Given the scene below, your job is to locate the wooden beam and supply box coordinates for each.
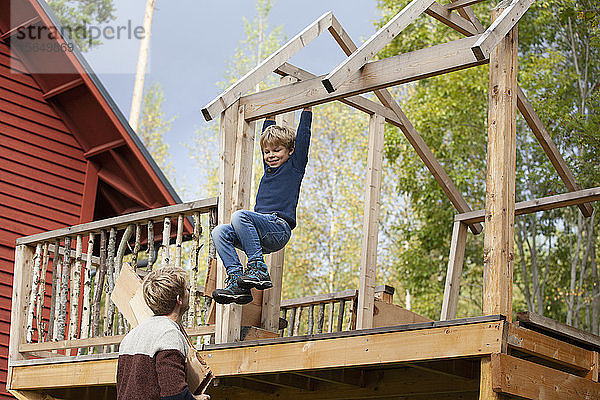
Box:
[199,321,504,376]
[447,0,488,11]
[16,197,217,245]
[471,0,534,60]
[440,221,468,320]
[242,34,487,121]
[425,2,479,36]
[516,311,600,350]
[517,87,594,217]
[274,62,483,234]
[83,139,126,159]
[507,324,595,373]
[216,102,242,344]
[455,186,600,224]
[450,0,485,33]
[80,161,99,223]
[10,359,117,390]
[41,78,84,100]
[97,168,152,209]
[201,11,334,121]
[321,0,435,93]
[357,114,385,329]
[109,149,154,206]
[490,353,600,398]
[0,17,41,40]
[7,245,33,389]
[482,5,518,320]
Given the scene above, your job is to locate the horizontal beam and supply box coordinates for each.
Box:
[242,35,487,121]
[322,0,435,93]
[507,324,594,373]
[199,321,504,376]
[517,86,594,217]
[201,11,333,121]
[471,0,534,60]
[281,289,358,308]
[10,359,117,389]
[491,353,600,398]
[16,197,217,245]
[455,186,600,224]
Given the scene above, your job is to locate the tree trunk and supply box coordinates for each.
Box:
[92,230,107,338]
[80,233,95,344]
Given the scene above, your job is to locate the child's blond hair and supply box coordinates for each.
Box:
[142,266,188,316]
[260,125,295,150]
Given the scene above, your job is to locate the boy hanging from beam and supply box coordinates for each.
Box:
[211,106,313,304]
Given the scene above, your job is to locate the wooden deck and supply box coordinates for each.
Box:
[8,315,600,399]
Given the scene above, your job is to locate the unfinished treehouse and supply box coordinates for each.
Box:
[7,0,600,399]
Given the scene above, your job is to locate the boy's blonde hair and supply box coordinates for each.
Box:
[260,125,295,150]
[142,266,188,316]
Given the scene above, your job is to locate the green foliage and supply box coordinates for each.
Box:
[376,0,600,327]
[139,82,177,182]
[47,0,115,52]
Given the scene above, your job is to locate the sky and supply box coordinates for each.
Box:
[83,0,382,200]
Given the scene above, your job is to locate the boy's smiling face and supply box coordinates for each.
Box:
[262,144,294,168]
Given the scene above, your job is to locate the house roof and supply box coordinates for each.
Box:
[0,0,182,220]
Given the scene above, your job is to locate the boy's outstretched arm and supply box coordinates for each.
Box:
[294,108,312,171]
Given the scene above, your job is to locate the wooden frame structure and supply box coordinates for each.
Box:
[7,1,600,399]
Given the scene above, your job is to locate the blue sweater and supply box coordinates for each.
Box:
[254,110,312,230]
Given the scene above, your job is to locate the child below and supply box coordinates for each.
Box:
[212,107,313,304]
[117,266,209,400]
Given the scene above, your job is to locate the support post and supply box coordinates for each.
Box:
[440,221,468,320]
[356,114,385,329]
[480,3,517,399]
[261,80,295,332]
[482,2,518,321]
[215,102,242,343]
[8,245,34,390]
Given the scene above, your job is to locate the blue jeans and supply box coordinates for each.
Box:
[211,210,292,275]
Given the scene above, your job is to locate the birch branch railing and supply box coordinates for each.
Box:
[10,197,218,360]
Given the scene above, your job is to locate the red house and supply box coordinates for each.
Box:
[0,0,182,397]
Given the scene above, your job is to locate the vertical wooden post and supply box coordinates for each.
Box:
[440,221,468,320]
[216,101,242,344]
[261,77,296,332]
[480,3,517,400]
[482,2,518,321]
[356,113,385,329]
[7,245,35,390]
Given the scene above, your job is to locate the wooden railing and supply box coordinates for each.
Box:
[10,197,218,361]
[279,285,395,336]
